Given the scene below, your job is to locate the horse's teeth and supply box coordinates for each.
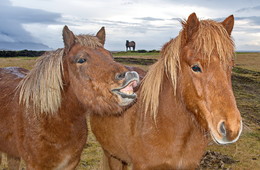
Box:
[123,90,133,95]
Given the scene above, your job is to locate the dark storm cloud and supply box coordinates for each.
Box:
[0,0,62,50]
[0,5,61,24]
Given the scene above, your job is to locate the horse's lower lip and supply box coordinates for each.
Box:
[113,91,137,99]
[210,133,234,145]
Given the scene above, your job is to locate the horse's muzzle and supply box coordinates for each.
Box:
[112,71,140,106]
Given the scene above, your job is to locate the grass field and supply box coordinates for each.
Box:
[0,52,259,169]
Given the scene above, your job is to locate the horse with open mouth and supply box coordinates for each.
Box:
[0,26,139,169]
[90,13,243,169]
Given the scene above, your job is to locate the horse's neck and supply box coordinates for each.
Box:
[137,75,206,143]
[59,86,86,119]
[158,80,191,126]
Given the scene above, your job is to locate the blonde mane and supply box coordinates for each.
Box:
[18,34,102,115]
[140,19,235,121]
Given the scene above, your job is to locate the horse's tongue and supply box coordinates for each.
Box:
[120,82,134,93]
[132,80,138,88]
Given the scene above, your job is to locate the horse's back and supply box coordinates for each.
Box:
[0,67,28,79]
[0,67,28,104]
[0,67,28,157]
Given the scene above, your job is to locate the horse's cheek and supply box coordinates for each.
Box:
[192,77,203,98]
[186,76,203,105]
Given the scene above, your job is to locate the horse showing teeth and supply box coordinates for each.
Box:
[0,26,140,169]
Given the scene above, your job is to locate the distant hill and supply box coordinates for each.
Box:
[0,42,52,51]
[0,50,46,57]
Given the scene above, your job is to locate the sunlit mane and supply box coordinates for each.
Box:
[18,34,102,115]
[140,19,235,121]
[140,36,181,121]
[18,49,64,115]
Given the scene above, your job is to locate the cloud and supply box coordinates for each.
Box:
[3,0,260,51]
[235,16,260,25]
[134,17,164,21]
[121,0,137,5]
[236,5,260,13]
[171,18,182,21]
[0,6,61,24]
[0,42,50,51]
[0,0,62,50]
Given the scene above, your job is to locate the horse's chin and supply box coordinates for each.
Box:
[113,91,137,107]
[117,93,137,106]
[210,132,238,145]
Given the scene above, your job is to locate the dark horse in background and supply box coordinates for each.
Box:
[91,13,242,169]
[126,40,136,51]
[0,26,139,169]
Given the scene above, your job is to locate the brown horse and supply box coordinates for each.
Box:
[90,13,243,169]
[0,26,139,169]
[126,40,136,51]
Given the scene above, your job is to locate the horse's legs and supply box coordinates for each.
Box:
[101,149,127,170]
[7,155,20,170]
[63,158,81,170]
[25,156,80,170]
[109,158,127,170]
[133,46,135,51]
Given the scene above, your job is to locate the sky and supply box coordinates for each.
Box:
[0,0,260,51]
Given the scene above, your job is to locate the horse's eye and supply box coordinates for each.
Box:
[76,58,87,64]
[191,65,202,72]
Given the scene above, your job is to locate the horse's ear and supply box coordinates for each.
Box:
[221,15,234,35]
[185,13,200,40]
[63,25,75,54]
[96,27,106,46]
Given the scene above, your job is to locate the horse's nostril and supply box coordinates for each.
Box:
[125,71,139,80]
[219,122,226,137]
[116,72,126,80]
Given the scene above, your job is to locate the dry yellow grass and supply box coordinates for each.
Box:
[235,52,260,72]
[0,57,37,70]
